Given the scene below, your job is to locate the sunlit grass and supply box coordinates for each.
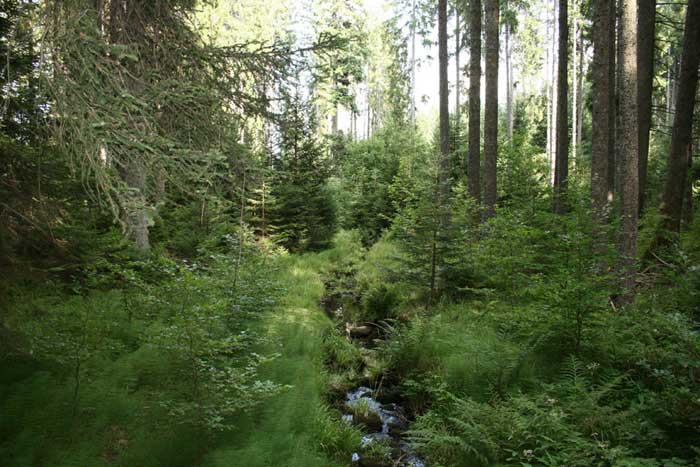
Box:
[0,237,360,467]
[201,247,357,467]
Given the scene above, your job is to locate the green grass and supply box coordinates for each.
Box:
[202,251,357,467]
[0,234,363,466]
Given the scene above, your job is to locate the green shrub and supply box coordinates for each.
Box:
[411,356,696,467]
[362,284,400,321]
[381,305,530,404]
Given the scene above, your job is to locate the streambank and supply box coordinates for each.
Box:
[322,267,425,467]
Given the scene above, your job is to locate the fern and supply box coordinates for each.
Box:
[560,354,589,391]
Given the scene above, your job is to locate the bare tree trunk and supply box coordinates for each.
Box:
[657,1,700,238]
[572,0,579,169]
[438,0,451,225]
[592,0,615,218]
[637,0,656,214]
[666,53,675,128]
[455,5,461,126]
[410,0,417,127]
[607,0,616,198]
[483,0,499,220]
[505,1,513,141]
[549,0,559,187]
[154,163,166,204]
[122,158,150,252]
[332,103,339,135]
[683,149,694,228]
[546,8,552,164]
[366,86,371,139]
[616,0,639,304]
[591,0,615,221]
[553,0,569,214]
[467,0,482,206]
[576,38,583,158]
[350,108,355,141]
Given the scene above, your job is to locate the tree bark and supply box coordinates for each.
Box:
[467,0,482,206]
[410,0,417,127]
[553,0,569,214]
[637,0,656,214]
[438,0,451,222]
[546,8,553,169]
[548,0,558,186]
[483,0,499,220]
[682,149,694,228]
[332,102,339,135]
[591,0,615,218]
[109,0,152,251]
[666,53,676,128]
[576,38,583,158]
[505,1,513,141]
[572,1,579,168]
[616,0,639,303]
[606,0,616,197]
[455,5,461,126]
[657,1,700,237]
[121,158,151,252]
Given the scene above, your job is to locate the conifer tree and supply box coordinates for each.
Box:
[270,90,336,252]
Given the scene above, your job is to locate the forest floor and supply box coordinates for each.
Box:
[201,251,349,467]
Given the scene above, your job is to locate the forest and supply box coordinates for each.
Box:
[1,0,699,466]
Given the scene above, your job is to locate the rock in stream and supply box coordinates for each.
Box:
[343,387,425,467]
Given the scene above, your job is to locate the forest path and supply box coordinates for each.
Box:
[201,252,345,467]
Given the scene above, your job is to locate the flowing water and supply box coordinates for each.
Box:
[342,386,425,467]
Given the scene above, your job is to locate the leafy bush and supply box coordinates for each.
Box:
[361,284,400,321]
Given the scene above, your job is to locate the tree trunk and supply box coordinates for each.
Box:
[553,0,569,214]
[666,53,676,128]
[576,38,583,157]
[122,158,150,252]
[657,1,700,237]
[455,5,461,126]
[483,0,499,220]
[366,85,371,139]
[467,0,482,205]
[616,0,639,304]
[332,102,339,135]
[637,0,656,214]
[154,164,166,204]
[350,108,355,141]
[683,149,694,228]
[546,8,553,168]
[606,0,616,198]
[591,0,615,218]
[109,0,152,251]
[548,0,558,186]
[505,2,513,141]
[438,0,451,223]
[410,0,417,127]
[572,1,579,168]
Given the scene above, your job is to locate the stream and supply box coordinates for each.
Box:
[321,269,425,467]
[342,386,425,467]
